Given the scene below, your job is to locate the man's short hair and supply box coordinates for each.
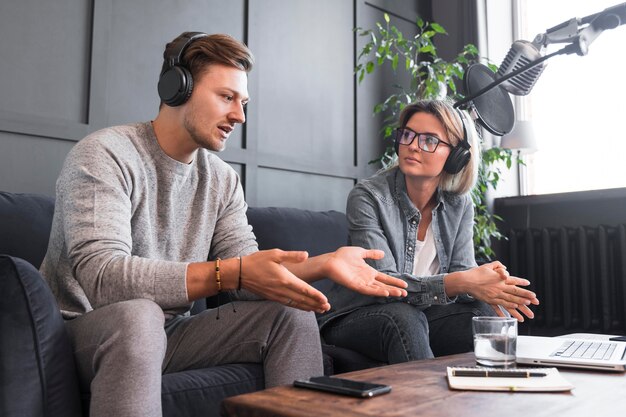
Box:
[161,32,254,82]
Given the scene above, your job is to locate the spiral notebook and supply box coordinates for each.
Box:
[446,367,574,392]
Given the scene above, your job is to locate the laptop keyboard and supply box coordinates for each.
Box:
[550,340,616,360]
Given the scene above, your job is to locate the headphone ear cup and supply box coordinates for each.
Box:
[443,109,472,174]
[158,65,194,106]
[443,146,471,174]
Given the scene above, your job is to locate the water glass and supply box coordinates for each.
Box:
[472,316,517,367]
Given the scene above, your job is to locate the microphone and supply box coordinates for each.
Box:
[455,2,626,136]
[496,40,546,96]
[496,2,626,96]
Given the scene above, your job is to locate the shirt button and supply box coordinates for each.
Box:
[433,296,438,300]
[408,246,413,251]
[411,220,416,224]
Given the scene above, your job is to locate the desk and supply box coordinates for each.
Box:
[221,352,625,417]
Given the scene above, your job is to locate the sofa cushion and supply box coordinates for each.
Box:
[0,192,55,268]
[246,207,349,294]
[0,255,82,417]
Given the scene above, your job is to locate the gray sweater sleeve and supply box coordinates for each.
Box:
[209,173,258,260]
[56,138,190,311]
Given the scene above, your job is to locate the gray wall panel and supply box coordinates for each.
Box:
[0,133,74,196]
[0,0,91,123]
[248,0,354,167]
[256,167,354,212]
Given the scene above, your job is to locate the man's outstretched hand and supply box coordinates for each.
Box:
[241,249,331,313]
[240,247,407,314]
[323,247,408,298]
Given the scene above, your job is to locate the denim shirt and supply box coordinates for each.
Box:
[318,167,477,329]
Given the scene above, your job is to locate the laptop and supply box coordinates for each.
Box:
[516,333,626,371]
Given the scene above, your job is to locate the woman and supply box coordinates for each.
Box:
[319,99,539,364]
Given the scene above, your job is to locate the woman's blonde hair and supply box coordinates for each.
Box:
[396,99,480,194]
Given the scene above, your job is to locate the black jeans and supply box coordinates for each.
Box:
[321,300,495,364]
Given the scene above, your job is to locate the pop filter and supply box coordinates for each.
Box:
[460,63,515,136]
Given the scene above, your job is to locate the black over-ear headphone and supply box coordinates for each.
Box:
[158,32,209,107]
[442,110,471,174]
[394,109,471,175]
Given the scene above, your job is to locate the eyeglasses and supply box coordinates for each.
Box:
[394,128,452,153]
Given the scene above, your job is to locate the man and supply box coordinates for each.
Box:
[39,32,407,417]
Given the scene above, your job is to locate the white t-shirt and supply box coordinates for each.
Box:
[412,224,440,276]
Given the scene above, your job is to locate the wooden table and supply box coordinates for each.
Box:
[221,352,626,417]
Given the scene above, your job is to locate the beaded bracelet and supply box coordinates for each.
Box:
[215,258,222,293]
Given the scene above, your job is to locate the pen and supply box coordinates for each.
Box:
[452,369,547,378]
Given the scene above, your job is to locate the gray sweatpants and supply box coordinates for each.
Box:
[65,298,323,417]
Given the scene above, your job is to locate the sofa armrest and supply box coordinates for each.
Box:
[0,255,82,417]
[0,192,55,268]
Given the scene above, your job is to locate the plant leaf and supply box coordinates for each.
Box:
[431,22,447,34]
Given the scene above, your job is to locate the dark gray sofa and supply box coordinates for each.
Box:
[0,191,381,417]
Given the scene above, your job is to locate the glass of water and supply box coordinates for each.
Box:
[472,316,517,367]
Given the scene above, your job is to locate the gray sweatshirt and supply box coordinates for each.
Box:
[40,122,258,319]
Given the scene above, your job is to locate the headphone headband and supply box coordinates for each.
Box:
[160,32,208,75]
[454,109,471,150]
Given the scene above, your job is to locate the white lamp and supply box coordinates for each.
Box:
[499,121,537,196]
[500,121,537,154]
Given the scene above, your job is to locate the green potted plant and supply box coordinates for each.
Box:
[355,13,513,260]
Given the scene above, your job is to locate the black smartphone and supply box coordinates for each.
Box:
[293,376,391,398]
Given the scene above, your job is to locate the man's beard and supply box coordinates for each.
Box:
[184,115,225,152]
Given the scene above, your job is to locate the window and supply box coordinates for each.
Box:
[517,0,626,194]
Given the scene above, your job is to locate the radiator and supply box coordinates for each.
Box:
[502,224,626,336]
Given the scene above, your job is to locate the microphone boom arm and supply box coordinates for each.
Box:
[534,18,582,49]
[453,45,574,109]
[534,3,626,56]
